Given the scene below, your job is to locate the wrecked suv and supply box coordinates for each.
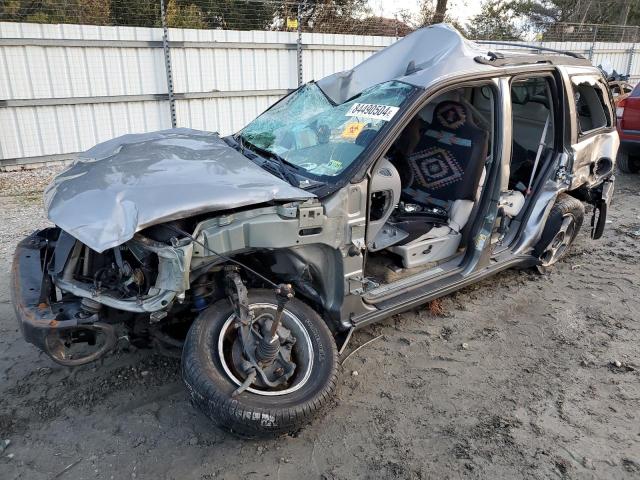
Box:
[12,25,617,437]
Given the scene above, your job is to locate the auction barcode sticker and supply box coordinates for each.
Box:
[346,103,399,122]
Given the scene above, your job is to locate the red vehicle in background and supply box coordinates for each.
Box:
[617,82,640,173]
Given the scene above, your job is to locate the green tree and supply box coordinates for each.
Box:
[1,0,111,25]
[465,0,522,40]
[166,0,207,28]
[110,0,161,27]
[414,0,465,30]
[188,0,277,30]
[277,0,370,34]
[513,0,640,27]
[415,0,434,27]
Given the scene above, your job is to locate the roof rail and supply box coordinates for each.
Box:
[475,40,586,59]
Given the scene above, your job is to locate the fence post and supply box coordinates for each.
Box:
[588,25,598,61]
[626,26,639,79]
[394,15,399,41]
[160,0,177,128]
[296,2,303,87]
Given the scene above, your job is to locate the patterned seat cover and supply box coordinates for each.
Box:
[403,101,488,207]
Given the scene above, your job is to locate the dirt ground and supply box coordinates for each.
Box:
[0,168,639,480]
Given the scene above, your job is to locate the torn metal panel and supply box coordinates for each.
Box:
[571,131,619,189]
[44,128,315,253]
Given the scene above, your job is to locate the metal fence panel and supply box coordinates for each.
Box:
[0,21,638,168]
[167,29,299,92]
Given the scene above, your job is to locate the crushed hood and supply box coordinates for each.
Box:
[45,128,315,253]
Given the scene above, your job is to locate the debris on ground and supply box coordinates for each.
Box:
[616,223,640,239]
[608,360,636,373]
[50,458,82,479]
[427,298,445,316]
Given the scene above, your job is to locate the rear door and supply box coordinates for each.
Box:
[561,68,618,190]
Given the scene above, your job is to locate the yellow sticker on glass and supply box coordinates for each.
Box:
[341,122,365,139]
[328,159,343,171]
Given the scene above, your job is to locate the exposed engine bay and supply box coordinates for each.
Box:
[16,226,201,365]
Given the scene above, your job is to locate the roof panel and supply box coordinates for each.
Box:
[316,24,490,104]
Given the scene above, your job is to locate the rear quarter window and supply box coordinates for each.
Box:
[632,83,640,98]
[571,76,613,135]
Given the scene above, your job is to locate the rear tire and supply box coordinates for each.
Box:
[534,194,584,270]
[181,290,338,438]
[617,149,640,174]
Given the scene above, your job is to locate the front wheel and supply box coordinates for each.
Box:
[534,193,584,270]
[181,290,338,438]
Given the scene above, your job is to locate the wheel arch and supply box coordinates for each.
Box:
[232,244,346,333]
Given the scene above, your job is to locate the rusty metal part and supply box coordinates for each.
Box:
[44,323,117,367]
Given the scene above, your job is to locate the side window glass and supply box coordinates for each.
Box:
[571,77,612,134]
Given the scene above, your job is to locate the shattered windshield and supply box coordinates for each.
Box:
[238,81,415,178]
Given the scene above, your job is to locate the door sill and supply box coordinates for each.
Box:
[363,255,463,304]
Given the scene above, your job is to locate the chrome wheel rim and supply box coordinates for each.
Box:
[217,303,314,396]
[540,213,576,267]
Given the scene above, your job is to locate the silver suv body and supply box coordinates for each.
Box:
[12,25,617,436]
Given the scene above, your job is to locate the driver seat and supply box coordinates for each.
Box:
[388,100,489,267]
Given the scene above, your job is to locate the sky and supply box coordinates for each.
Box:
[368,0,484,27]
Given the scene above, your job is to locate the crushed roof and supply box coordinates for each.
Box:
[316,24,592,105]
[316,24,492,104]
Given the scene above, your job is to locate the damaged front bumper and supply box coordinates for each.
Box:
[10,229,83,352]
[11,228,194,364]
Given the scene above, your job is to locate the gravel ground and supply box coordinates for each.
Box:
[0,167,639,480]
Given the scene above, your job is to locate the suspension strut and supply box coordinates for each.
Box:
[224,267,295,396]
[254,283,294,365]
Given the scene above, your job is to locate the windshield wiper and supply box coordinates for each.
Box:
[235,134,302,187]
[264,153,300,187]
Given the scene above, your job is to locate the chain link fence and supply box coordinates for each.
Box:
[535,23,639,44]
[2,1,639,41]
[1,1,639,167]
[479,22,639,83]
[0,0,413,36]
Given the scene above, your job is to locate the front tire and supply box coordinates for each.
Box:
[617,149,640,174]
[534,194,584,270]
[181,290,338,438]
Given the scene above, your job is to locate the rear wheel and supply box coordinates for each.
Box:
[181,290,338,438]
[534,194,584,269]
[617,149,640,174]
